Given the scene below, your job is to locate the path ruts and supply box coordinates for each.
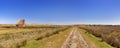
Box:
[61,28,89,48]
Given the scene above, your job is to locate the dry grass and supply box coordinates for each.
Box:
[78,29,113,48]
[22,27,72,48]
[79,25,119,48]
[0,25,69,48]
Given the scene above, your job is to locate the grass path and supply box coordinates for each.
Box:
[22,28,72,48]
[78,29,114,48]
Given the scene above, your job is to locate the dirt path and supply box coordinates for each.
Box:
[61,28,89,48]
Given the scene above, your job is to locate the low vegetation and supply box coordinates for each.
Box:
[79,25,120,48]
[0,25,70,48]
[78,29,113,48]
[22,27,72,48]
[0,24,119,48]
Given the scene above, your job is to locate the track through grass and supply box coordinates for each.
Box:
[22,28,72,48]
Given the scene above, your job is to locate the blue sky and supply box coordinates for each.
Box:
[0,0,120,24]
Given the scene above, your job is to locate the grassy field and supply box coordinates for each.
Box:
[0,25,117,48]
[79,25,120,48]
[0,28,50,34]
[78,29,113,48]
[0,25,70,48]
[22,28,72,48]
